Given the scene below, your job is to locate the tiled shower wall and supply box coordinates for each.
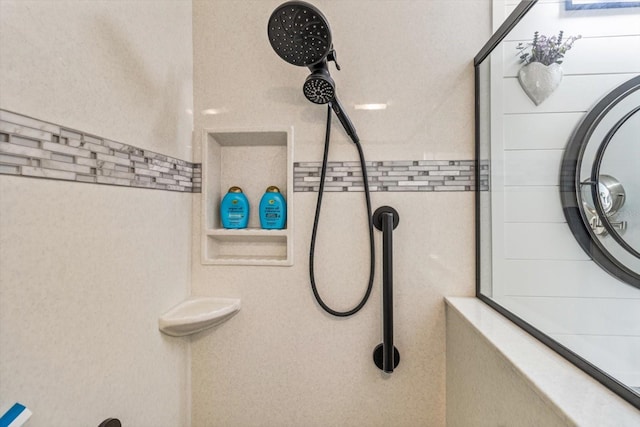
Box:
[0,110,201,192]
[190,0,490,424]
[0,1,194,425]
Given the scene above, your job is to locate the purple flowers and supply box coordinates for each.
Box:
[517,31,581,66]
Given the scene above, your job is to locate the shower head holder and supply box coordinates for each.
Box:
[326,49,341,71]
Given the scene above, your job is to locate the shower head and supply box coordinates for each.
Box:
[267,1,332,67]
[303,69,335,104]
[268,1,359,144]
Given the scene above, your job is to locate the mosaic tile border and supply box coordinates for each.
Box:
[294,160,489,192]
[0,109,491,194]
[0,109,201,193]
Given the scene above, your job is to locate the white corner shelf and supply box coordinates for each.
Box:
[158,297,241,337]
[201,128,294,266]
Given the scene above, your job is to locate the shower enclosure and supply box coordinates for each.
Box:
[475,0,640,409]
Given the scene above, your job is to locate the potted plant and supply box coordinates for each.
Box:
[516,31,581,105]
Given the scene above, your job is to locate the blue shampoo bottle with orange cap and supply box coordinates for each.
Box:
[259,186,286,229]
[220,186,249,229]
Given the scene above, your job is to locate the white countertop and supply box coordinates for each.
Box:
[445,297,640,427]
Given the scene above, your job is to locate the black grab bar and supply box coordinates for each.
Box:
[372,206,400,373]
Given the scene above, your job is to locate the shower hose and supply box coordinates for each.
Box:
[309,104,376,317]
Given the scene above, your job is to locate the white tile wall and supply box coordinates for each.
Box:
[499,295,640,336]
[503,150,564,186]
[504,222,590,260]
[501,259,640,298]
[504,186,565,223]
[503,112,584,150]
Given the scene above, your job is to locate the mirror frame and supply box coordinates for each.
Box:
[559,75,640,288]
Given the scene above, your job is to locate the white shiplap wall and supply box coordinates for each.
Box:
[490,0,640,387]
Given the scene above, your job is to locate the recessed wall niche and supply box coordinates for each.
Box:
[201,128,293,266]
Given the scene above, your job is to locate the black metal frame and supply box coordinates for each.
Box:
[474,0,640,411]
[372,206,400,373]
[566,0,640,10]
[590,104,640,259]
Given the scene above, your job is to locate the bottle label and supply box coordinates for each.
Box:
[263,206,280,220]
[260,194,285,229]
[227,206,245,220]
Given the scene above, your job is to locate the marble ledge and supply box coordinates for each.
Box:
[445,297,640,427]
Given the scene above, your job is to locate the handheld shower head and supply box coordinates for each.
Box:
[301,67,357,142]
[267,1,332,67]
[303,68,335,104]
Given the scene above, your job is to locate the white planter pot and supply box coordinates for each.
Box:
[518,62,563,106]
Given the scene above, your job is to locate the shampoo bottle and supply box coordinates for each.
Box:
[220,186,249,229]
[259,186,286,229]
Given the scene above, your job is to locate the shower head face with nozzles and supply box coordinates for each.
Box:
[267,1,332,67]
[303,71,335,104]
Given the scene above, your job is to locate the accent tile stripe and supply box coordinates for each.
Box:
[0,109,201,193]
[294,161,489,192]
[0,110,492,194]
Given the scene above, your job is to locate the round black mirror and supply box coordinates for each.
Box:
[560,75,640,288]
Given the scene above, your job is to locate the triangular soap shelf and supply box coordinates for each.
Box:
[158,297,240,337]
